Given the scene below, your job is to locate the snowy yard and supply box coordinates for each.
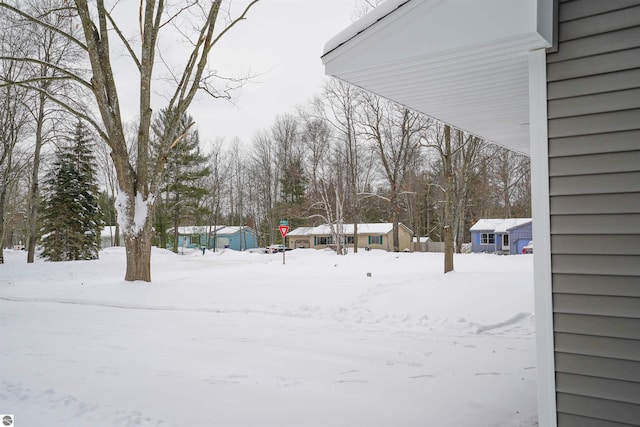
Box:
[0,247,537,427]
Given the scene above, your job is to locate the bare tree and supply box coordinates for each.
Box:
[307,142,348,255]
[203,137,229,251]
[450,130,482,253]
[299,102,331,192]
[421,123,455,272]
[359,93,427,252]
[95,135,119,246]
[19,0,83,263]
[491,147,531,218]
[0,10,33,262]
[0,0,260,281]
[320,79,375,252]
[250,131,278,246]
[227,137,247,227]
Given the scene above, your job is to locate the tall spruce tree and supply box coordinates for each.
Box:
[153,109,211,252]
[280,157,308,205]
[40,121,103,261]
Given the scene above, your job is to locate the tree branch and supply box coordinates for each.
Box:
[104,10,141,71]
[9,80,108,143]
[0,2,88,51]
[171,0,260,113]
[0,56,92,89]
[159,0,199,29]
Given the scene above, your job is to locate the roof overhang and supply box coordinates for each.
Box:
[322,0,554,154]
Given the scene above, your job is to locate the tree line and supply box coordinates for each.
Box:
[56,79,530,261]
[175,79,531,263]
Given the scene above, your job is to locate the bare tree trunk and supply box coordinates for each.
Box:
[391,193,400,252]
[0,182,7,264]
[172,195,180,253]
[213,219,218,251]
[353,221,358,253]
[114,222,120,246]
[26,92,46,263]
[124,233,153,282]
[443,125,454,273]
[116,188,156,281]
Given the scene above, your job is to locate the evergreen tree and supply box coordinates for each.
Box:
[280,156,308,204]
[40,121,103,261]
[152,108,211,251]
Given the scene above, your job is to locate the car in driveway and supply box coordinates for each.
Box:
[244,247,268,254]
[522,241,533,254]
[267,244,291,253]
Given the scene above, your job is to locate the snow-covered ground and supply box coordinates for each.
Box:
[0,247,537,427]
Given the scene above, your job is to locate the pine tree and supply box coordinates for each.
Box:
[280,157,308,204]
[40,121,103,261]
[152,109,211,251]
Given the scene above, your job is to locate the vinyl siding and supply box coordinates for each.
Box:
[547,1,640,425]
[470,230,497,253]
[509,222,533,255]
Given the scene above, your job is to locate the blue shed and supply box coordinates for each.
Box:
[172,226,221,250]
[470,218,532,254]
[210,226,258,251]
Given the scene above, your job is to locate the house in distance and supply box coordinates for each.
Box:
[470,218,533,255]
[287,223,413,252]
[170,225,258,252]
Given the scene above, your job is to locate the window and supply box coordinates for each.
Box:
[317,236,333,245]
[481,233,495,245]
[346,236,355,244]
[369,235,383,245]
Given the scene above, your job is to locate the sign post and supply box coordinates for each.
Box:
[279,220,289,265]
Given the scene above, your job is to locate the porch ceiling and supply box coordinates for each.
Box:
[321,0,553,154]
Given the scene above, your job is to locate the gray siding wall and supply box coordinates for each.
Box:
[547,1,640,425]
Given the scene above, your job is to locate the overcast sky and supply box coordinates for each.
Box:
[183,0,358,150]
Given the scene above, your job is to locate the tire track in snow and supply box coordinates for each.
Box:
[0,296,534,336]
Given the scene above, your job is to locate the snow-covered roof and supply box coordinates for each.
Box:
[289,223,411,236]
[469,219,505,232]
[413,236,431,243]
[216,226,255,236]
[323,0,410,58]
[169,226,226,235]
[470,219,531,232]
[495,218,532,233]
[287,227,316,237]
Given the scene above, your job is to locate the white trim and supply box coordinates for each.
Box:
[321,0,550,154]
[529,48,557,427]
[502,234,510,251]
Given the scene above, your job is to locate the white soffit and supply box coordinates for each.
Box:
[322,0,552,154]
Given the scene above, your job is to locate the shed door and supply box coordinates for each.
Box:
[502,234,510,251]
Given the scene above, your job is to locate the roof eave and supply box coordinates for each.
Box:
[322,0,554,154]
